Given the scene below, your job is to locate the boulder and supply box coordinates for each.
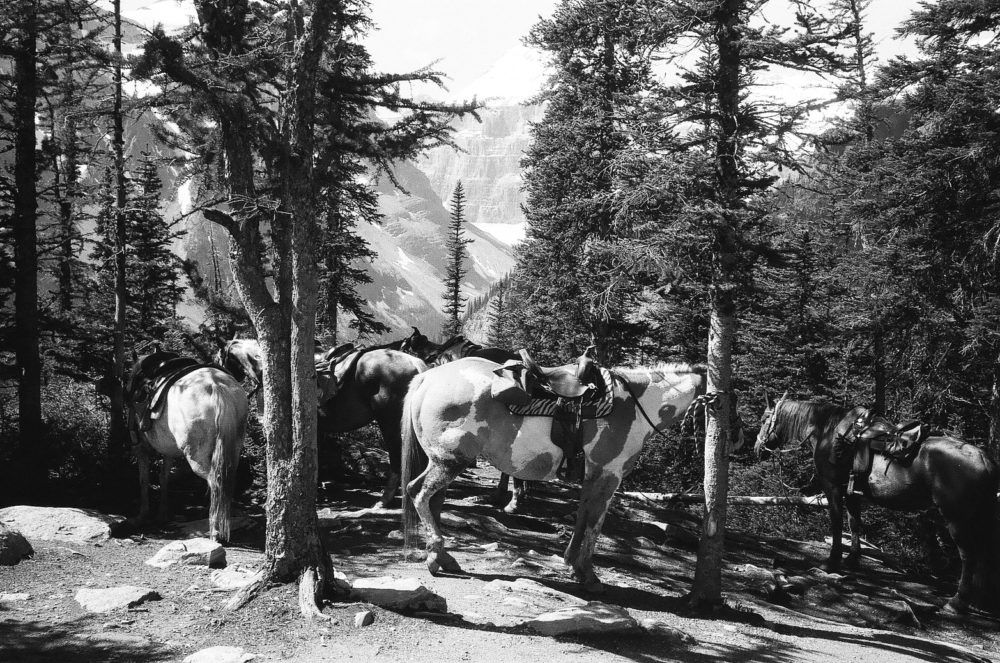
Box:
[0,523,33,565]
[354,610,376,627]
[523,601,639,636]
[183,646,256,663]
[75,586,160,613]
[0,506,124,544]
[145,538,226,569]
[210,567,260,590]
[639,618,696,643]
[349,577,447,612]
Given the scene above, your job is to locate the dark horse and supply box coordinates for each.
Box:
[755,395,998,613]
[216,339,426,508]
[400,327,533,512]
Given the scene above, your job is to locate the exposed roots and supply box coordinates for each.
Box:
[225,570,268,611]
[299,566,334,621]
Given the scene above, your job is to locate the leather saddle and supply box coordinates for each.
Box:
[846,412,930,495]
[490,346,610,483]
[126,351,205,433]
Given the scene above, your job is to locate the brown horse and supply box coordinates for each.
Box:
[755,395,999,613]
[216,339,426,507]
[401,359,720,591]
[125,351,248,542]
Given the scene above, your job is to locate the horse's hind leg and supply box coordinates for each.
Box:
[131,440,152,527]
[943,518,979,613]
[820,480,845,572]
[411,460,467,575]
[375,411,402,509]
[505,478,527,514]
[844,493,863,569]
[157,457,172,523]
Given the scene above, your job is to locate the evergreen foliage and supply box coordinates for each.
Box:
[442,180,472,338]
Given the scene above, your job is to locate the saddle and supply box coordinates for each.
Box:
[126,351,205,434]
[846,412,930,495]
[491,347,611,483]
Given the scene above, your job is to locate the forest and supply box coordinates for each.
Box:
[2,0,1000,633]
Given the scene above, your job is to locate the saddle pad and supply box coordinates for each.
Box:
[505,368,614,419]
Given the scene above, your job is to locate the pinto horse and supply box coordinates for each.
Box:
[755,395,999,613]
[216,339,426,508]
[399,328,538,512]
[125,352,248,542]
[401,359,725,591]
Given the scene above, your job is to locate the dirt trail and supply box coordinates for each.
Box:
[2,467,998,662]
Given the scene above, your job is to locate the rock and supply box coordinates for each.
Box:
[0,523,33,565]
[480,542,500,552]
[640,618,696,643]
[524,601,640,636]
[349,577,447,612]
[0,506,124,544]
[487,578,586,607]
[210,567,259,590]
[183,646,256,663]
[386,529,404,541]
[354,610,376,627]
[0,592,30,602]
[146,538,226,569]
[332,569,352,594]
[75,586,160,613]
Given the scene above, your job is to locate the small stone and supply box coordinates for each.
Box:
[386,530,404,541]
[350,576,447,612]
[524,602,639,636]
[146,538,225,569]
[0,592,30,602]
[354,610,375,627]
[0,523,33,565]
[75,586,160,613]
[639,618,696,643]
[481,542,500,552]
[183,646,256,663]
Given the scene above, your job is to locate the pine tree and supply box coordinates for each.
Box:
[442,181,472,337]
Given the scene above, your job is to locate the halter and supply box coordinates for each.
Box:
[617,370,733,442]
[758,391,788,450]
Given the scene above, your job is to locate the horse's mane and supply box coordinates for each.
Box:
[612,362,706,382]
[774,399,851,447]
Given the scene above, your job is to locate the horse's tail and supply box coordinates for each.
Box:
[209,381,247,543]
[400,375,427,555]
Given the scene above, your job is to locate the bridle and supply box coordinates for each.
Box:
[757,391,788,453]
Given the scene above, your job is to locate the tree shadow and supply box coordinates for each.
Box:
[0,617,176,663]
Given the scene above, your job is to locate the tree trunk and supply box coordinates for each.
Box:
[109,0,130,466]
[872,329,886,415]
[989,350,1000,459]
[689,0,740,610]
[13,0,44,484]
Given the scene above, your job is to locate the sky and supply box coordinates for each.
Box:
[126,0,924,101]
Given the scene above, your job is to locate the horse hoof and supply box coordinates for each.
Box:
[436,551,464,574]
[582,578,605,594]
[503,503,522,515]
[941,600,968,616]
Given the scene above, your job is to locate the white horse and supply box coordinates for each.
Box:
[127,353,248,542]
[401,358,739,591]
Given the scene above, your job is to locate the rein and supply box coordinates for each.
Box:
[615,370,731,442]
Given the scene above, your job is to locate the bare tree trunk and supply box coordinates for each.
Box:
[109,0,130,466]
[989,351,1000,459]
[872,329,886,415]
[689,0,740,611]
[13,0,44,483]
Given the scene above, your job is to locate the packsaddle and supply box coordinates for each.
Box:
[491,346,611,483]
[845,411,930,495]
[126,350,206,434]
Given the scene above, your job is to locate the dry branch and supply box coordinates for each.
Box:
[623,492,830,507]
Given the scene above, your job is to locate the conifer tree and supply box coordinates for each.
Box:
[442,180,472,338]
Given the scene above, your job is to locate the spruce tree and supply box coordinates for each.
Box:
[442,181,472,338]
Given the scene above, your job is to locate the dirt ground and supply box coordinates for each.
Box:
[2,467,998,663]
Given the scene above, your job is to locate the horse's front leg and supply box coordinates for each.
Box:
[821,481,845,572]
[131,438,151,527]
[564,470,620,593]
[844,492,863,569]
[157,457,172,523]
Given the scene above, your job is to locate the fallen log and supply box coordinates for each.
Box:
[622,492,829,507]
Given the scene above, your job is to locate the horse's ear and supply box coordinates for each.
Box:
[411,326,420,336]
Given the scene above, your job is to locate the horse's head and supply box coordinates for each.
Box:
[754,390,788,457]
[400,327,436,361]
[214,340,247,382]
